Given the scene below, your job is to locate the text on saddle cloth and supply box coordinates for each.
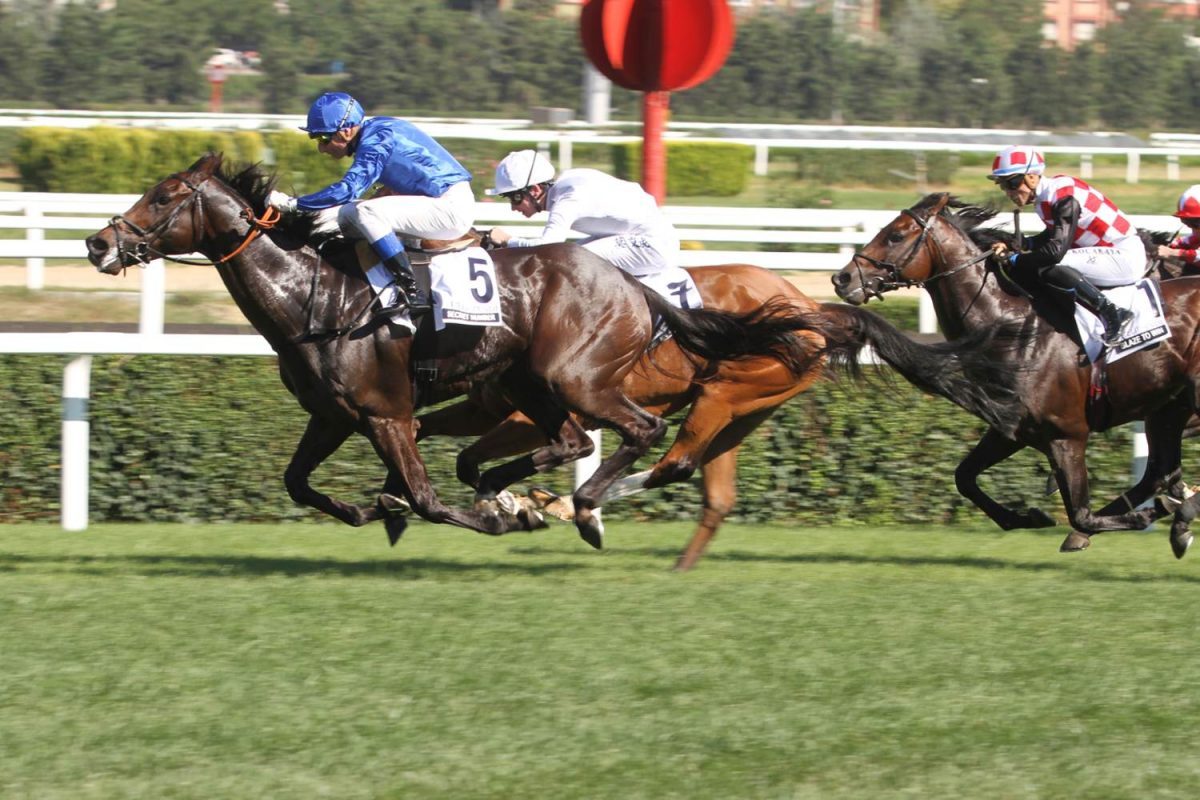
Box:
[637,266,703,311]
[1074,277,1170,364]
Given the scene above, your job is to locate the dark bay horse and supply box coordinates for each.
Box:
[83,154,832,547]
[417,264,1029,570]
[832,192,1200,558]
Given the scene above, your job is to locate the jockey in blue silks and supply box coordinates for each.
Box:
[268,91,474,314]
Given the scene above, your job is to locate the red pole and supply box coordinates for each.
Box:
[209,80,223,113]
[642,90,669,205]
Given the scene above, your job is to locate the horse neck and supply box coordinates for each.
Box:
[926,221,1024,341]
[198,191,318,347]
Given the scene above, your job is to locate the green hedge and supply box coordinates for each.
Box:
[10,128,618,200]
[0,354,1140,528]
[612,141,752,197]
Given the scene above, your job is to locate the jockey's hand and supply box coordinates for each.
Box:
[488,227,513,246]
[267,190,298,214]
[1158,244,1180,259]
[990,241,1010,261]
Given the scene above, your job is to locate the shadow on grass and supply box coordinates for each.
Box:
[509,544,1200,583]
[0,553,588,580]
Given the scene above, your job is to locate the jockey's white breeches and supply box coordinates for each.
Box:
[579,232,681,278]
[1060,237,1146,287]
[312,181,476,243]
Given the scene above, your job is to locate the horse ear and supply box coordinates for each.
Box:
[930,193,952,216]
[187,152,223,176]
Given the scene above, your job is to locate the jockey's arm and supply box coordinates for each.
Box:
[1010,197,1080,273]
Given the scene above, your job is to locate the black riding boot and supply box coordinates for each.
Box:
[1042,263,1132,347]
[380,251,430,313]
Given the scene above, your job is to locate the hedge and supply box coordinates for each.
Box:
[612,141,753,197]
[0,354,1142,529]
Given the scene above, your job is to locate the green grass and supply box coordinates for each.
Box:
[2,521,1199,798]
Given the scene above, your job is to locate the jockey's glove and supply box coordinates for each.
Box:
[267,190,298,214]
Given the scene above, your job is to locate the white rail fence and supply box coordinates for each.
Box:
[0,191,1185,335]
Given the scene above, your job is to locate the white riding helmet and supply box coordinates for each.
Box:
[487,150,556,196]
[990,145,1046,180]
[1176,185,1200,218]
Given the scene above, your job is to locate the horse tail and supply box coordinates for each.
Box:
[816,303,1024,438]
[642,289,826,376]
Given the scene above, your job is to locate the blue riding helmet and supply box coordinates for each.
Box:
[301,92,365,134]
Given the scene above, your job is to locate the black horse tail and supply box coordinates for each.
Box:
[642,289,825,376]
[816,303,1025,438]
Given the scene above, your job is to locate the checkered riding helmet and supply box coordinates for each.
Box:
[1176,185,1200,218]
[990,146,1046,179]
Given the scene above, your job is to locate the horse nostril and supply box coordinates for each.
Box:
[85,235,107,255]
[832,272,848,287]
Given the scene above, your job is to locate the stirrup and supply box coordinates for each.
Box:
[1102,308,1133,347]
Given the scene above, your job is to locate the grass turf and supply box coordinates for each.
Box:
[1,521,1199,799]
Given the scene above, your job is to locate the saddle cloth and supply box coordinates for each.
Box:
[358,245,502,333]
[637,266,704,310]
[1074,277,1170,364]
[428,247,503,331]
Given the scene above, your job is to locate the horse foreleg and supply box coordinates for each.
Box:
[284,415,381,527]
[364,416,534,536]
[955,428,1056,529]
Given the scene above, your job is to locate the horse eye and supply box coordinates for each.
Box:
[153,192,169,206]
[886,231,906,244]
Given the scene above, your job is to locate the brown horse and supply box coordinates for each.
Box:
[83,154,830,547]
[417,262,1030,570]
[832,193,1200,558]
[415,265,820,570]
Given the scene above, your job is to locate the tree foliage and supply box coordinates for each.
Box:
[0,0,1198,129]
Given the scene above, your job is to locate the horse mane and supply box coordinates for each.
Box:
[206,153,317,240]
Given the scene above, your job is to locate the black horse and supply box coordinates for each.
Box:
[833,193,1200,558]
[84,154,840,548]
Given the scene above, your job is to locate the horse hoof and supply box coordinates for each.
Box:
[518,507,548,531]
[385,515,408,547]
[494,490,518,516]
[1170,530,1193,560]
[576,514,604,550]
[379,493,411,515]
[528,487,574,521]
[1060,531,1091,552]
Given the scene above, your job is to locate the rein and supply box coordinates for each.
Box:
[847,206,991,300]
[106,173,281,269]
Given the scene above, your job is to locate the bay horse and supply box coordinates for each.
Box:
[83,153,832,548]
[832,192,1200,558]
[417,264,1029,570]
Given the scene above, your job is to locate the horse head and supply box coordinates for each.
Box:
[85,153,268,273]
[833,193,994,304]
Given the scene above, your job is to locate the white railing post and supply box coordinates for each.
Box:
[558,136,572,171]
[1126,151,1140,184]
[919,290,937,334]
[1080,154,1093,179]
[26,204,44,290]
[755,143,769,176]
[1168,154,1180,182]
[61,354,92,531]
[139,259,165,334]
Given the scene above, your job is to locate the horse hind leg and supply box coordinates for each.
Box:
[674,444,740,572]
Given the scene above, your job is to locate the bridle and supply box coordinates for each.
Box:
[106,172,279,269]
[846,206,992,301]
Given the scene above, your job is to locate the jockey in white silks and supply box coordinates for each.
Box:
[267,91,475,314]
[485,150,681,279]
[987,144,1140,347]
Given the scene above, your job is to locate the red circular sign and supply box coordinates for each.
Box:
[580,0,735,92]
